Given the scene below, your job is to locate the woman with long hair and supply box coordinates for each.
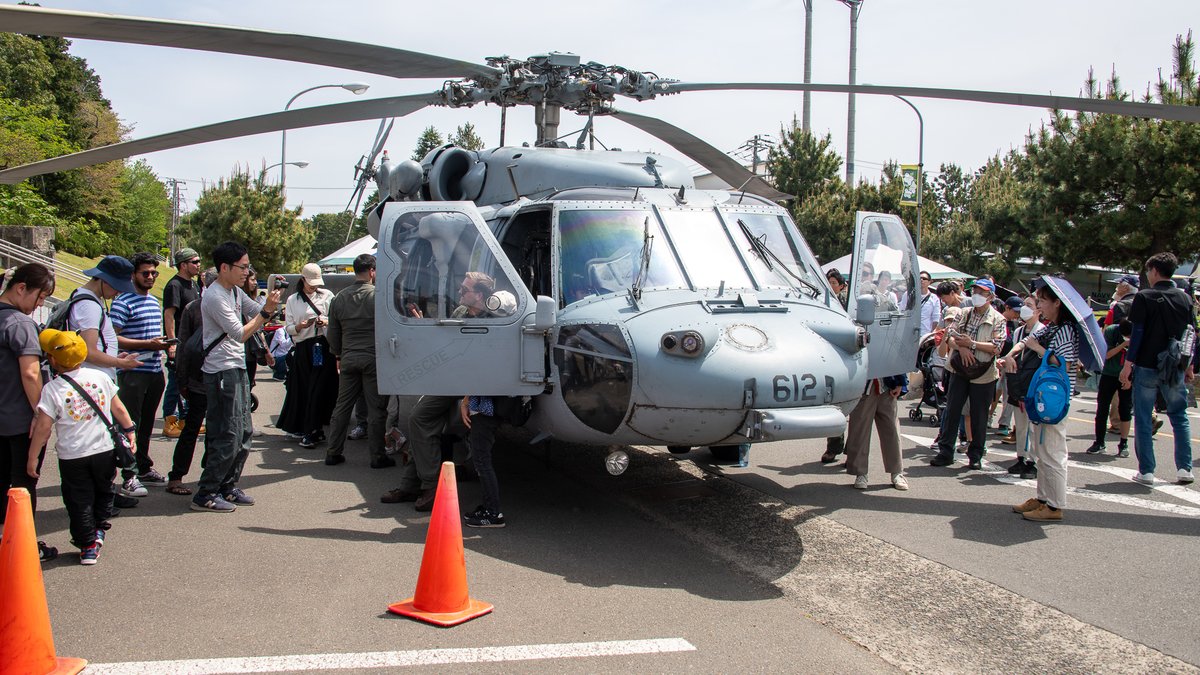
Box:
[1008,282,1080,522]
[0,263,56,558]
[276,264,337,448]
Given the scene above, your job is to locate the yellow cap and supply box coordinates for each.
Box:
[39,328,87,370]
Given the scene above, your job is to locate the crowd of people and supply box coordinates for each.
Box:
[824,251,1197,522]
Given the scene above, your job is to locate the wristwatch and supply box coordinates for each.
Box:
[121,426,136,434]
[259,308,271,320]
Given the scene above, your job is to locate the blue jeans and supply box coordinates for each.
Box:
[198,369,252,496]
[1132,365,1193,475]
[162,365,186,419]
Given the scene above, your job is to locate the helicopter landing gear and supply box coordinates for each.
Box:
[666,445,691,454]
[605,449,629,476]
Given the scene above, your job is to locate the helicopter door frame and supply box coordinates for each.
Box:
[847,211,922,381]
[375,201,549,396]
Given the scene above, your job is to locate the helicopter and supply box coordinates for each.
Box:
[2,5,1196,469]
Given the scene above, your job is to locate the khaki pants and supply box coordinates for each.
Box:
[1030,420,1068,509]
[845,391,903,477]
[1013,405,1032,460]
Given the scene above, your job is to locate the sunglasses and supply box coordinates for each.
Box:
[185,259,201,265]
[140,270,160,278]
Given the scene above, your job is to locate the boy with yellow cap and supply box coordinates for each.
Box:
[26,329,135,565]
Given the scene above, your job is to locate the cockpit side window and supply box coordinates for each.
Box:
[390,210,522,321]
[556,208,685,307]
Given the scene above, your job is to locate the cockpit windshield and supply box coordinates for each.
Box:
[558,209,685,305]
[658,209,753,289]
[726,211,825,293]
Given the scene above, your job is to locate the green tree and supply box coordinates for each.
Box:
[102,160,170,257]
[412,126,444,161]
[307,210,362,261]
[182,169,313,275]
[767,122,842,200]
[1024,33,1200,270]
[449,122,486,151]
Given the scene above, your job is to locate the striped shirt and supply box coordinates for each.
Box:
[1031,322,1079,394]
[111,292,163,373]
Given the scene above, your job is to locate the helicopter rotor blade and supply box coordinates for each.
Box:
[368,118,395,167]
[610,110,791,202]
[0,5,500,80]
[0,93,438,184]
[656,82,1200,124]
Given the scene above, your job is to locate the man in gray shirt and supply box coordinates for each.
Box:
[191,241,280,513]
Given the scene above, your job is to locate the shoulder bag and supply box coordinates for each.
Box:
[59,373,135,469]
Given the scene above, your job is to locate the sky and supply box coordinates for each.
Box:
[12,0,1197,216]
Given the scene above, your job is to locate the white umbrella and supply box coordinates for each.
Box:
[821,253,969,280]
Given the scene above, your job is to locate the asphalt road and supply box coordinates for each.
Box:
[18,379,1200,673]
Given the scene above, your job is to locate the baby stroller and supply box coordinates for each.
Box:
[908,330,946,426]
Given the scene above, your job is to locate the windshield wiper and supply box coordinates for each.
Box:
[632,216,653,301]
[737,219,822,298]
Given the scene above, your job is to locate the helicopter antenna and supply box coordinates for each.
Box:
[734,176,754,205]
[632,216,653,302]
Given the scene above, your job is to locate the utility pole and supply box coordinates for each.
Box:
[737,135,775,176]
[164,178,183,260]
[802,0,813,133]
[838,0,863,186]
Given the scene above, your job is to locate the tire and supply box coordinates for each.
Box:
[708,445,741,462]
[666,445,692,454]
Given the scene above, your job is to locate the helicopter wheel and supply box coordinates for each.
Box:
[666,445,692,454]
[708,445,741,462]
[605,450,629,476]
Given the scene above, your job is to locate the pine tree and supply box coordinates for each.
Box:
[411,126,445,161]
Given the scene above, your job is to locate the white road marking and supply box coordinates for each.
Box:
[82,638,697,675]
[901,433,1200,514]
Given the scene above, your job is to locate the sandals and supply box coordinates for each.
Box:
[165,482,193,496]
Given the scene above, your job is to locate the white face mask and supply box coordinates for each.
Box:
[971,293,989,308]
[1020,306,1035,321]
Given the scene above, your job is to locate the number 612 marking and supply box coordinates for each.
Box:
[773,374,817,402]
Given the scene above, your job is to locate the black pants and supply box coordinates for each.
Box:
[0,432,45,523]
[117,369,166,479]
[1095,373,1133,440]
[467,413,503,513]
[935,372,996,462]
[59,451,115,549]
[170,389,208,482]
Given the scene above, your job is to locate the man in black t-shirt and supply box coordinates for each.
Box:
[1120,252,1196,486]
[161,247,203,437]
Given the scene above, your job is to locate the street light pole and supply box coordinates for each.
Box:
[281,82,369,211]
[893,94,924,255]
[838,0,863,186]
[266,161,310,173]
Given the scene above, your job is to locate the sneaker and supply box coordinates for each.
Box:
[1152,418,1164,436]
[1022,505,1063,522]
[94,528,105,548]
[120,476,148,498]
[112,493,139,509]
[891,473,909,491]
[464,508,506,528]
[38,540,58,562]
[819,450,841,464]
[852,475,869,490]
[380,488,420,504]
[138,469,168,486]
[324,454,346,466]
[163,415,182,439]
[1178,469,1196,485]
[967,459,983,471]
[79,543,100,565]
[995,425,1010,436]
[1085,442,1105,455]
[370,456,397,469]
[1007,458,1028,475]
[929,455,954,467]
[348,425,367,440]
[1020,463,1038,480]
[223,488,255,506]
[1133,472,1156,486]
[1117,446,1130,459]
[299,434,319,449]
[999,432,1016,445]
[285,432,304,442]
[190,493,237,512]
[1012,497,1043,514]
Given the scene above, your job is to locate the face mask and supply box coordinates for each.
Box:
[1020,306,1035,321]
[971,293,989,308]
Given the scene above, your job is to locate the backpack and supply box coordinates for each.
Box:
[178,327,227,385]
[1025,348,1071,425]
[44,292,108,352]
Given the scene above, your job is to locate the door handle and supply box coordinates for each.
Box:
[389,335,397,357]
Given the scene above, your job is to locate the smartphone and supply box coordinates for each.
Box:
[161,338,179,345]
[136,351,157,361]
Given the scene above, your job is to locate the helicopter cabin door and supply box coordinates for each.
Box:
[847,211,921,381]
[375,202,550,396]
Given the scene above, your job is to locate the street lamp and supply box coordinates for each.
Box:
[280,82,370,209]
[265,160,310,172]
[893,94,924,255]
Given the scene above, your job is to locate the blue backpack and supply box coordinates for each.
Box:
[1025,348,1071,424]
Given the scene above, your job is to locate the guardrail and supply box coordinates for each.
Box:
[0,239,90,286]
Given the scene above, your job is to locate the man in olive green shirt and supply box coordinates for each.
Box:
[323,254,392,468]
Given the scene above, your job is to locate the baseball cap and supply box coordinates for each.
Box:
[971,278,996,294]
[174,247,200,265]
[300,263,324,287]
[39,329,87,370]
[82,255,135,295]
[1004,296,1024,310]
[1108,274,1140,288]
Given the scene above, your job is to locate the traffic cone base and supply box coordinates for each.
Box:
[45,657,88,675]
[387,597,493,627]
[387,462,492,627]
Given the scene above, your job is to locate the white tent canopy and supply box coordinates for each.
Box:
[319,235,377,269]
[821,253,970,281]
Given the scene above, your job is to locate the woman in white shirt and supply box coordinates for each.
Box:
[276,264,337,448]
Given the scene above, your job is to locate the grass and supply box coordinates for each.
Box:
[52,252,171,302]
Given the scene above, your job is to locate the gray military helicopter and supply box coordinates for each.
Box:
[3,5,1196,469]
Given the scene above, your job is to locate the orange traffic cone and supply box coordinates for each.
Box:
[0,488,87,674]
[388,462,493,627]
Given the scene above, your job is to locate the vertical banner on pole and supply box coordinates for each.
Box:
[900,164,920,207]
